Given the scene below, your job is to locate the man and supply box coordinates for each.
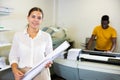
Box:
[86,15,117,53]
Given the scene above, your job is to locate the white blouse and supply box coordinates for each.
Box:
[9,29,53,68]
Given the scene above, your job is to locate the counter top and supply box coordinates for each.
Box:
[0,65,11,71]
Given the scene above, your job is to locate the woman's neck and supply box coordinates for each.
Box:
[27,27,39,38]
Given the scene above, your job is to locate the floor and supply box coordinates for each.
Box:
[51,74,66,80]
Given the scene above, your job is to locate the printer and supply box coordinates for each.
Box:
[79,49,120,65]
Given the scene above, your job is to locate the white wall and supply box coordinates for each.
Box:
[0,0,54,59]
[1,0,120,52]
[0,0,54,31]
[0,0,55,44]
[56,0,120,52]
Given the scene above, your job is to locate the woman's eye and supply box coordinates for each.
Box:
[31,15,36,18]
[31,15,42,20]
[37,17,42,20]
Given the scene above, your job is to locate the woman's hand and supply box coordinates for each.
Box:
[45,61,53,68]
[12,68,24,80]
[11,63,24,80]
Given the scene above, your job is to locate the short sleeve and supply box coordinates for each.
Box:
[111,28,117,38]
[92,26,98,35]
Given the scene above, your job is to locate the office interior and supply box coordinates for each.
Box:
[0,0,120,80]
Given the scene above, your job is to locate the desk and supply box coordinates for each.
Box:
[53,58,120,80]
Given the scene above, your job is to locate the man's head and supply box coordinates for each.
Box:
[101,15,109,29]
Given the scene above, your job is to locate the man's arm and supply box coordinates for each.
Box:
[86,35,96,50]
[110,38,117,52]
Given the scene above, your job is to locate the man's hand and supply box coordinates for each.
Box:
[104,50,112,53]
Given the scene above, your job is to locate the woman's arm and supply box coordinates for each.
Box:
[11,63,24,80]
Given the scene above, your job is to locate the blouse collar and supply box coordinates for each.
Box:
[23,27,42,37]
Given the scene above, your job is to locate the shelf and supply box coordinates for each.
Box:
[0,6,13,15]
[0,28,11,32]
[0,42,11,47]
[0,11,10,15]
[0,65,11,71]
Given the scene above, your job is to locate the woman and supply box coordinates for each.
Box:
[9,7,53,80]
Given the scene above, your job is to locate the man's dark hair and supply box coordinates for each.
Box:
[101,15,109,21]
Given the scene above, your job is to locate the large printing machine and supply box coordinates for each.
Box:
[53,49,120,80]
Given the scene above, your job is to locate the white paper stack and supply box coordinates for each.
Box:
[80,54,109,61]
[67,49,82,60]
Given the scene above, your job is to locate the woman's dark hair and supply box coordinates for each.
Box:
[28,7,44,18]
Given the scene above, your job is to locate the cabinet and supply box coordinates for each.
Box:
[0,68,14,80]
[0,28,11,71]
[0,28,14,80]
[53,58,120,80]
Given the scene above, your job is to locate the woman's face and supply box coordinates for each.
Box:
[27,11,43,29]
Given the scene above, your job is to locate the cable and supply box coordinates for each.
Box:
[77,51,81,61]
